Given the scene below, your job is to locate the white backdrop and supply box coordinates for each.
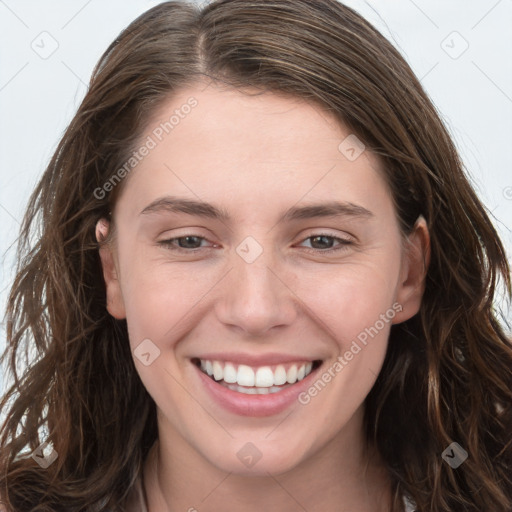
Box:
[1,0,511,393]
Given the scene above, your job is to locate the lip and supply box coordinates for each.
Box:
[192,357,322,417]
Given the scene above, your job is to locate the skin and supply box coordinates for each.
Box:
[96,81,430,512]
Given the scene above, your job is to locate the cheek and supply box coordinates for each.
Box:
[294,276,394,436]
[121,268,209,349]
[118,263,209,417]
[291,258,400,408]
[115,236,211,347]
[295,259,400,347]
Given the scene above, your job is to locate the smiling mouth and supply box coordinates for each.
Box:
[192,357,323,395]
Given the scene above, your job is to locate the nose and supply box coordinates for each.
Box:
[214,243,298,337]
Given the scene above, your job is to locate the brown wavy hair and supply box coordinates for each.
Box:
[1,1,511,510]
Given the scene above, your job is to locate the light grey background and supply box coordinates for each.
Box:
[1,0,511,394]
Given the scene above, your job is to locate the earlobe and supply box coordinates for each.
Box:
[95,218,126,320]
[392,215,431,324]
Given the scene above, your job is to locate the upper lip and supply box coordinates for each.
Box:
[192,352,321,367]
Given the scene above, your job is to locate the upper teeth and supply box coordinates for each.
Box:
[199,359,314,387]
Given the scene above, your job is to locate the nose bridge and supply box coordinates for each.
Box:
[215,235,296,335]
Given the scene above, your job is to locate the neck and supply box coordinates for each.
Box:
[143,407,393,512]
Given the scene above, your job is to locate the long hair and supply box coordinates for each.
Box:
[1,1,511,510]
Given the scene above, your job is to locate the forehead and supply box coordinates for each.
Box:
[115,83,394,223]
[147,82,350,161]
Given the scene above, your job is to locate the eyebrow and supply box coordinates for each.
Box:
[140,196,373,223]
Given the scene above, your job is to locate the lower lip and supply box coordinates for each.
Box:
[193,362,321,417]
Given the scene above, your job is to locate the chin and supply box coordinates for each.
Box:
[201,438,310,477]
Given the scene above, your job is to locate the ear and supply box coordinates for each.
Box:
[392,215,430,324]
[96,218,126,320]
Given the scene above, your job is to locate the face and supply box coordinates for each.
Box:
[97,82,429,476]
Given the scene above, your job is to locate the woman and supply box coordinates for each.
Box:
[1,1,511,511]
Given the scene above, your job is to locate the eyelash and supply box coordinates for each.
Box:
[158,233,354,255]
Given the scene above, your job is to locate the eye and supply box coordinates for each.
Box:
[157,232,354,255]
[297,233,354,254]
[158,235,215,252]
